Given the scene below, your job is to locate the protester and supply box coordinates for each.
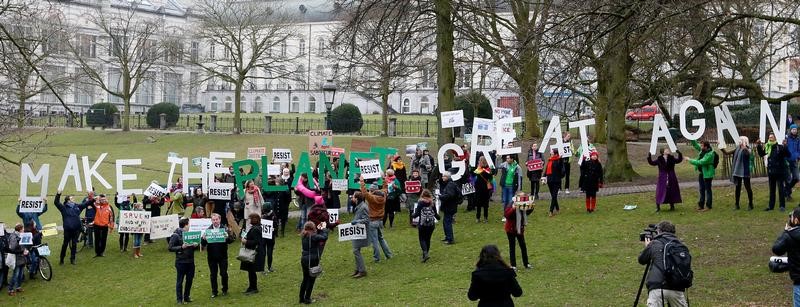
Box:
[191,188,208,218]
[24,221,42,280]
[499,155,523,211]
[144,195,165,243]
[360,179,393,262]
[55,191,86,265]
[467,244,523,306]
[191,206,206,219]
[772,207,800,306]
[299,221,329,304]
[406,170,423,226]
[260,202,276,274]
[244,180,263,220]
[240,213,262,295]
[730,136,754,210]
[757,134,791,211]
[647,148,683,212]
[201,213,235,298]
[544,148,564,217]
[786,125,800,201]
[504,196,534,270]
[575,137,597,193]
[6,223,27,296]
[168,218,198,304]
[412,148,432,188]
[296,174,317,232]
[349,192,369,278]
[275,175,292,237]
[384,169,402,228]
[473,156,494,223]
[322,171,341,209]
[579,152,604,213]
[16,197,47,231]
[412,190,440,262]
[92,194,115,257]
[561,133,575,194]
[82,191,96,247]
[526,142,544,200]
[131,202,145,258]
[688,140,716,211]
[114,193,136,252]
[438,171,460,245]
[391,155,408,184]
[637,221,690,307]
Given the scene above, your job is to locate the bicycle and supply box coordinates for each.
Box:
[78,218,92,251]
[28,243,53,281]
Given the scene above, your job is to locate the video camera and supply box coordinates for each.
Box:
[639,224,657,242]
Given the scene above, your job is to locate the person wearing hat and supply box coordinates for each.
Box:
[438,171,460,244]
[786,124,800,200]
[360,178,393,262]
[579,151,604,213]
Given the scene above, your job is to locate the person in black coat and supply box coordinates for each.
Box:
[201,213,235,298]
[773,207,800,301]
[168,218,198,304]
[239,213,263,294]
[757,134,792,211]
[579,151,604,213]
[438,171,460,244]
[467,244,523,306]
[544,148,564,217]
[299,221,329,304]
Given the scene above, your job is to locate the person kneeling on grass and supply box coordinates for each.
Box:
[467,245,523,306]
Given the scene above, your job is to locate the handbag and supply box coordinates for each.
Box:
[237,246,256,263]
[307,236,323,277]
[4,253,15,270]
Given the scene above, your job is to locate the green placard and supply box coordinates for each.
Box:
[183,231,202,245]
[205,228,227,244]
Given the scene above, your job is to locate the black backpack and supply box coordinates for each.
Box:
[418,205,436,227]
[455,184,464,205]
[712,151,719,169]
[661,239,693,289]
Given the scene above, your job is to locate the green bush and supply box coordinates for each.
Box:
[330,103,363,133]
[455,92,492,129]
[147,103,180,128]
[86,103,118,127]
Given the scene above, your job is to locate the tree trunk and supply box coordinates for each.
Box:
[234,81,242,134]
[435,0,456,147]
[16,93,25,129]
[519,54,541,138]
[380,78,389,137]
[122,74,131,131]
[594,76,608,143]
[598,32,637,182]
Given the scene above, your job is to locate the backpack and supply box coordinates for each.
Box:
[712,151,719,169]
[419,205,436,227]
[661,238,693,289]
[454,184,464,205]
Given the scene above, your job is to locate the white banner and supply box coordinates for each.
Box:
[359,159,382,180]
[461,183,475,195]
[337,223,367,242]
[118,210,151,234]
[267,165,281,176]
[149,215,179,239]
[189,218,212,233]
[327,209,340,224]
[18,197,45,213]
[261,219,274,239]
[493,107,513,120]
[247,147,267,160]
[208,182,233,200]
[272,149,293,163]
[441,110,465,128]
[143,183,167,198]
[331,179,348,191]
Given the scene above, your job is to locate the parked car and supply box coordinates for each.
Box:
[626,105,659,121]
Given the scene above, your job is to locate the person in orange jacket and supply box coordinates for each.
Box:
[92,194,115,257]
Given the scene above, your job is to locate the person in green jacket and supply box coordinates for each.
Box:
[687,140,716,211]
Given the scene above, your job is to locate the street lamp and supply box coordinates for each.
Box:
[322,79,337,130]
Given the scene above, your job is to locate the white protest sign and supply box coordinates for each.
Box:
[19,232,32,245]
[0,223,5,236]
[469,117,496,168]
[18,197,45,213]
[143,182,167,198]
[189,218,212,233]
[204,151,235,194]
[440,110,465,128]
[150,215,179,239]
[714,105,740,148]
[327,209,340,224]
[569,118,596,160]
[438,143,466,181]
[118,210,151,234]
[192,157,202,166]
[649,114,677,155]
[115,159,142,198]
[261,219,274,239]
[82,153,113,190]
[272,149,293,163]
[168,152,179,158]
[267,165,281,176]
[760,100,788,144]
[561,142,573,157]
[166,156,183,190]
[208,182,233,200]
[679,99,706,141]
[359,159,382,180]
[539,116,565,154]
[337,223,367,242]
[331,179,348,191]
[20,163,49,199]
[248,147,267,160]
[496,116,522,156]
[493,107,513,120]
[58,154,82,192]
[461,183,475,195]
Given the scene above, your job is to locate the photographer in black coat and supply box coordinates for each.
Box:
[772,207,800,304]
[637,220,688,307]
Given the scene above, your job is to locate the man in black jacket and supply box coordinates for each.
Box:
[169,218,198,304]
[637,221,688,307]
[201,213,235,298]
[439,171,460,245]
[773,207,800,305]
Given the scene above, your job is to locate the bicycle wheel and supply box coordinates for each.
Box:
[38,257,52,281]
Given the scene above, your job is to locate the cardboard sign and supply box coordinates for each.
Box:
[337,223,367,242]
[168,152,179,158]
[207,182,233,200]
[19,232,32,245]
[182,231,202,245]
[330,147,345,157]
[327,209,339,224]
[118,210,152,234]
[441,110,465,128]
[309,130,333,156]
[0,223,5,236]
[267,165,281,176]
[42,223,58,237]
[561,143,573,157]
[405,180,421,194]
[189,218,212,233]
[359,159,382,180]
[272,149,292,163]
[192,157,202,166]
[331,179,348,191]
[461,183,475,195]
[526,159,543,171]
[150,215,179,239]
[351,139,375,153]
[417,142,428,150]
[248,147,267,160]
[144,183,167,198]
[464,134,472,143]
[405,145,417,157]
[204,228,227,243]
[493,107,513,120]
[18,197,45,213]
[261,219,274,239]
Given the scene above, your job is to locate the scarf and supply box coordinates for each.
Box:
[515,207,527,234]
[765,140,777,156]
[247,185,262,204]
[391,161,405,170]
[545,155,560,176]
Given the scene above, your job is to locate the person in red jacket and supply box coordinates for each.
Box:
[504,193,534,270]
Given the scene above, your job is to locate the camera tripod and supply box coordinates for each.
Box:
[633,261,651,307]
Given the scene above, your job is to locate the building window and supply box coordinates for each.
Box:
[241,96,247,112]
[281,41,287,57]
[402,98,410,113]
[308,96,316,113]
[163,73,182,104]
[317,37,325,55]
[210,96,218,111]
[74,84,94,105]
[189,72,199,104]
[254,96,262,113]
[209,42,215,60]
[108,68,122,103]
[190,41,199,62]
[44,30,67,55]
[299,38,305,56]
[420,96,430,113]
[164,40,183,64]
[224,97,232,112]
[272,96,280,112]
[76,34,96,58]
[291,96,300,113]
[136,76,155,105]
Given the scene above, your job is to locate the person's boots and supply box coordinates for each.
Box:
[585,198,591,212]
[592,197,597,212]
[422,250,430,263]
[133,247,140,259]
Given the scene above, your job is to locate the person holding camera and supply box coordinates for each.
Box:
[772,207,800,306]
[637,221,690,307]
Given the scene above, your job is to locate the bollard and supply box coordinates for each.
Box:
[295,117,299,134]
[264,115,272,133]
[210,114,217,132]
[425,119,430,137]
[112,112,120,129]
[389,118,397,137]
[159,113,167,130]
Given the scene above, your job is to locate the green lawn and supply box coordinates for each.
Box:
[0,130,794,306]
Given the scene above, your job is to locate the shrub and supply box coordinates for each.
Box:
[455,92,492,129]
[86,102,118,127]
[330,103,363,133]
[146,103,181,128]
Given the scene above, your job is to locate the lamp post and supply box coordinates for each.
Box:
[322,79,337,130]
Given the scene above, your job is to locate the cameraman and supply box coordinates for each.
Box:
[772,207,800,306]
[638,221,688,307]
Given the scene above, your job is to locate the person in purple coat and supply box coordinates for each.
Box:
[647,147,683,212]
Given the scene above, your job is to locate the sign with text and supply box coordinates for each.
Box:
[207,182,233,200]
[189,218,212,233]
[441,110,465,128]
[192,157,202,167]
[337,223,367,242]
[19,232,32,245]
[118,210,151,234]
[359,159,382,180]
[331,179,348,191]
[405,180,421,194]
[330,147,345,157]
[18,197,45,213]
[309,130,333,156]
[150,215,179,240]
[143,183,167,198]
[261,219,274,240]
[272,149,293,163]
[327,209,339,224]
[561,143,573,157]
[526,159,543,171]
[204,228,227,243]
[182,231,201,245]
[247,147,267,160]
[461,183,475,195]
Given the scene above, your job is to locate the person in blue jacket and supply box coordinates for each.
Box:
[55,191,88,265]
[16,197,47,231]
[785,124,800,200]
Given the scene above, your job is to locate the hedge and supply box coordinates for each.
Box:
[330,103,363,133]
[147,103,180,128]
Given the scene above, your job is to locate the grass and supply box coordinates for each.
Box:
[0,130,794,306]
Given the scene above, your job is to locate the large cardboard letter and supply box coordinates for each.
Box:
[260,156,289,193]
[20,163,49,198]
[713,105,741,148]
[204,152,235,193]
[760,100,788,144]
[115,159,142,197]
[58,154,82,192]
[438,143,465,181]
[347,152,378,189]
[649,114,677,155]
[369,146,397,174]
[232,159,259,198]
[539,116,564,154]
[82,153,112,190]
[679,99,705,141]
[291,152,316,189]
[165,156,183,189]
[569,118,596,160]
[181,157,204,190]
[469,117,496,168]
[496,117,522,156]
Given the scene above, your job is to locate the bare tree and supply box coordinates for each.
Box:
[190,0,296,134]
[434,0,457,146]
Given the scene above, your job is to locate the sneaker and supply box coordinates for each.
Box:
[501,217,507,222]
[483,220,488,224]
[476,219,480,223]
[765,207,774,211]
[353,271,367,278]
[565,189,570,194]
[511,266,517,271]
[268,268,275,273]
[525,264,533,269]
[211,294,218,298]
[183,298,193,303]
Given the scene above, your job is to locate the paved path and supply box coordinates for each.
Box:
[534,177,769,200]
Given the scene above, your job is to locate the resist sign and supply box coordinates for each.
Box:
[359,159,382,180]
[18,197,45,213]
[337,223,367,242]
